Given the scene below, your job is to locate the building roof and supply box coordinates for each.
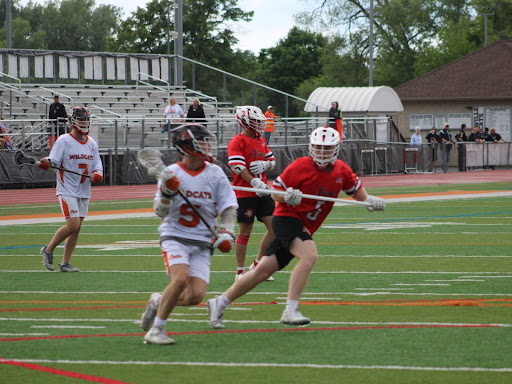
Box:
[395,40,512,101]
[304,86,403,113]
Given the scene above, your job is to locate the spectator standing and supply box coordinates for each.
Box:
[438,123,454,173]
[410,126,422,147]
[481,127,494,142]
[425,127,440,170]
[186,98,206,124]
[328,101,343,140]
[207,127,385,328]
[161,97,184,133]
[263,105,281,143]
[455,124,468,172]
[140,124,238,345]
[48,95,68,148]
[38,107,103,272]
[489,128,506,143]
[0,117,15,150]
[228,106,276,282]
[468,126,484,143]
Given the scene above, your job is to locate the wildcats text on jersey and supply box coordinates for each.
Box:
[184,190,212,199]
[68,154,94,160]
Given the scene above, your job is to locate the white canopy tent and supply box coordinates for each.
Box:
[304,86,403,114]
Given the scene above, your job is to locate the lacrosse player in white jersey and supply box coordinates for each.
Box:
[38,107,103,272]
[141,123,238,345]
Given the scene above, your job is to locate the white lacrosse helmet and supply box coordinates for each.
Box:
[308,127,341,168]
[235,106,266,136]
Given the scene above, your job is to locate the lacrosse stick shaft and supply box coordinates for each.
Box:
[232,186,371,207]
[46,163,92,178]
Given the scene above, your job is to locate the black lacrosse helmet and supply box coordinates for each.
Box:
[170,124,217,163]
[69,106,91,135]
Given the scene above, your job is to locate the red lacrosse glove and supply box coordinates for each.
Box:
[92,171,103,183]
[38,158,50,171]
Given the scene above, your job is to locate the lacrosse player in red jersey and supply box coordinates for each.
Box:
[38,107,103,273]
[141,124,238,345]
[228,105,276,281]
[208,127,385,328]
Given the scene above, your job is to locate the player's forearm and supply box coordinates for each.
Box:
[353,188,368,202]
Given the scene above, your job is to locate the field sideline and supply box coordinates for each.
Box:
[1,174,511,383]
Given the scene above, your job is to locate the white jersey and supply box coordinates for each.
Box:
[156,162,238,243]
[49,133,103,198]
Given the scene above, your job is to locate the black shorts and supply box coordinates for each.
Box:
[264,216,313,270]
[237,196,275,224]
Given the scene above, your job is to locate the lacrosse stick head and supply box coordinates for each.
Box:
[13,150,38,168]
[137,149,167,177]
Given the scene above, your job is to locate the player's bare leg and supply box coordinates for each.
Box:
[176,277,208,306]
[61,217,84,264]
[156,264,190,321]
[280,238,318,326]
[256,215,274,261]
[226,255,279,302]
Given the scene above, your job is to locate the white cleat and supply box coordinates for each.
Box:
[143,326,175,345]
[207,296,225,329]
[41,246,54,271]
[249,261,274,281]
[141,293,162,331]
[280,310,311,326]
[59,262,79,272]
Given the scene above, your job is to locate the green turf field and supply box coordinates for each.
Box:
[1,182,511,384]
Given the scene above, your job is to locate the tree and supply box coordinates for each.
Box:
[256,27,328,115]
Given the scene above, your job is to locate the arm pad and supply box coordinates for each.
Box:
[153,196,172,218]
[230,164,246,175]
[219,206,236,234]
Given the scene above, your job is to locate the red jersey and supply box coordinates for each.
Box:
[273,157,362,234]
[228,133,275,198]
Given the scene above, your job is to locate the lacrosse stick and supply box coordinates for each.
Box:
[13,150,92,178]
[137,149,219,239]
[232,186,372,207]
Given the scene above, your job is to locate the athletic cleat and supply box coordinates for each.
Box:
[141,293,162,331]
[143,326,175,345]
[41,246,54,271]
[280,310,311,326]
[249,261,274,281]
[207,296,225,329]
[59,262,79,272]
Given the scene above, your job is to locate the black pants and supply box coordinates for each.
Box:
[457,145,466,171]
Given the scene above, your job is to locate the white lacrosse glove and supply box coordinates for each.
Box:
[159,170,180,199]
[365,195,386,212]
[250,178,271,197]
[249,160,270,175]
[212,229,235,253]
[284,187,302,206]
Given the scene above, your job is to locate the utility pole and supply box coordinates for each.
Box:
[6,0,12,49]
[174,0,183,87]
[369,0,374,86]
[480,4,496,47]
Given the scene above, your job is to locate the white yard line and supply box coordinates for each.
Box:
[4,358,512,372]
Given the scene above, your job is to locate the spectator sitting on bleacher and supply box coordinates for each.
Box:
[186,98,206,124]
[0,116,15,150]
[161,97,184,133]
[489,128,506,143]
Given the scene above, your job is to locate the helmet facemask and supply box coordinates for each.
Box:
[171,124,217,163]
[235,106,266,136]
[70,107,91,135]
[308,127,341,168]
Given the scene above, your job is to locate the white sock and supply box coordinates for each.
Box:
[153,316,167,328]
[285,299,298,312]
[237,267,246,274]
[217,294,231,311]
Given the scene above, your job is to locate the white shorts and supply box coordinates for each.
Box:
[161,240,212,284]
[58,195,90,219]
